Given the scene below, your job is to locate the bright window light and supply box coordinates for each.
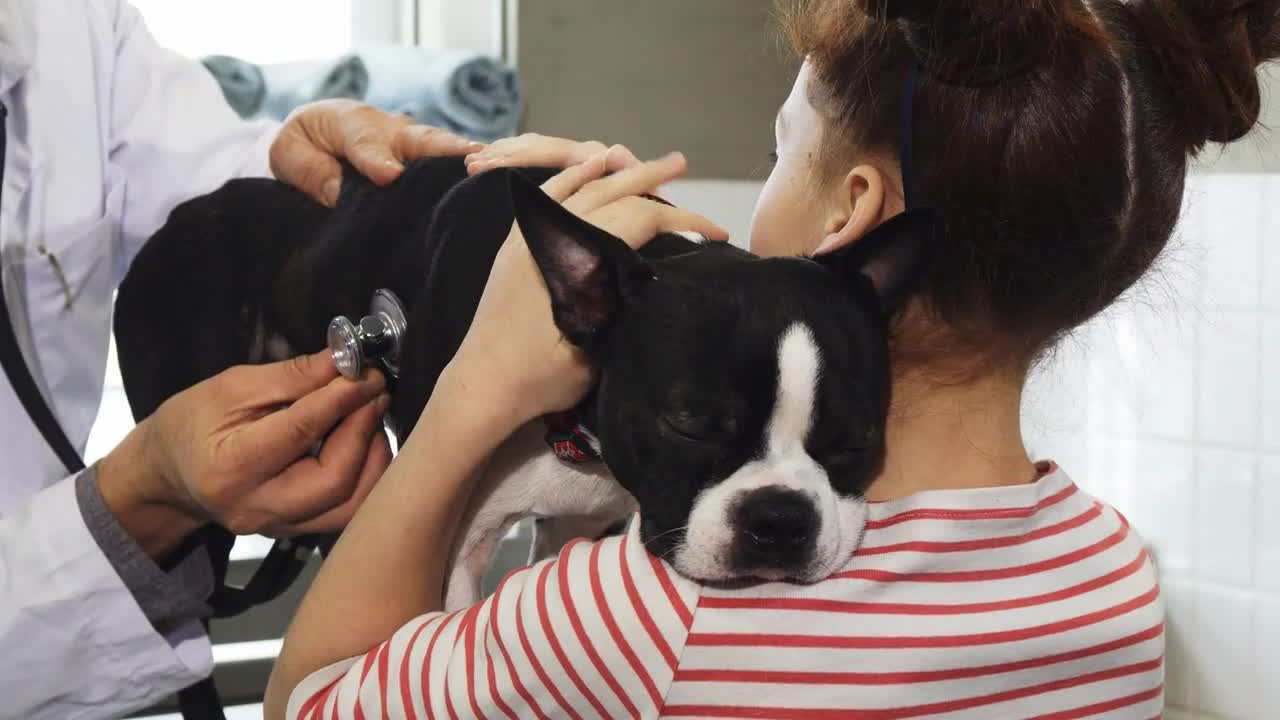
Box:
[127,0,355,62]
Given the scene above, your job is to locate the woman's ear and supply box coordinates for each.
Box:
[812,208,935,316]
[813,164,887,256]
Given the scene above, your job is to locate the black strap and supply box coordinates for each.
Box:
[899,64,919,212]
[210,536,317,618]
[0,103,86,475]
[176,674,227,720]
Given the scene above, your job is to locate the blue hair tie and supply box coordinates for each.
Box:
[899,64,918,211]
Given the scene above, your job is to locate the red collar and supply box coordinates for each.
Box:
[543,410,602,464]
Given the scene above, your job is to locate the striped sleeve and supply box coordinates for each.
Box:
[286,524,701,720]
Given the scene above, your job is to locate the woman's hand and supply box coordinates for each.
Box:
[97,351,391,559]
[464,132,641,176]
[445,151,728,430]
[271,99,486,207]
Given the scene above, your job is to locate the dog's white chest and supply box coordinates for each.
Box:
[443,422,636,611]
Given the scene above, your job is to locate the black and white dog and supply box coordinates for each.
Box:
[114,156,930,611]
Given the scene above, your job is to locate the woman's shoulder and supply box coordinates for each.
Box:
[661,467,1164,716]
[851,465,1153,586]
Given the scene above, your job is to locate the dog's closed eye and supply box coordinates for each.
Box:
[815,444,877,476]
[824,446,871,464]
[659,412,730,445]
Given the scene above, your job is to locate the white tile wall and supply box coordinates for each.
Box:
[1200,179,1263,311]
[1258,595,1280,713]
[1024,173,1279,718]
[1196,449,1256,587]
[1138,442,1195,575]
[1261,321,1280,450]
[1162,579,1198,709]
[1195,585,1259,717]
[1259,457,1280,593]
[1198,312,1261,448]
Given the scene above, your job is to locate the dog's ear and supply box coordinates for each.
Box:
[813,208,935,315]
[508,171,653,353]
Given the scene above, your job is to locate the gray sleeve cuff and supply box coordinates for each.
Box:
[75,465,214,630]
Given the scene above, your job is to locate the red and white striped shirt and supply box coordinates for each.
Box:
[288,468,1164,719]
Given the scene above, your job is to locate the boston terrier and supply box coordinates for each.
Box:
[114,156,931,612]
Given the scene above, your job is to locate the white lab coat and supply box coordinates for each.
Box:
[0,1,278,717]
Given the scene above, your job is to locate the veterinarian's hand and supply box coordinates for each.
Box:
[98,351,392,558]
[272,99,486,207]
[464,133,641,175]
[446,152,727,427]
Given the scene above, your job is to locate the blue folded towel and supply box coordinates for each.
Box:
[201,55,266,117]
[201,47,521,142]
[258,54,370,119]
[356,47,522,143]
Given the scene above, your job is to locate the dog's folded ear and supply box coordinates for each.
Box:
[508,171,654,353]
[813,208,936,316]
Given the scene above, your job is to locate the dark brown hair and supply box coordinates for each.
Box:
[780,0,1280,372]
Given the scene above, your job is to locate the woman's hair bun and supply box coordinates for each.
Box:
[857,1,1082,86]
[1124,0,1280,153]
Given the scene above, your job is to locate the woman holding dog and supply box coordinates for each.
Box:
[269,0,1278,717]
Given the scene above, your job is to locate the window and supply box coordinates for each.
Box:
[127,0,360,63]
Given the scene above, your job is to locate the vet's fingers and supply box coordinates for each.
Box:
[392,124,485,166]
[342,123,412,187]
[243,351,352,405]
[271,422,391,536]
[271,129,347,207]
[213,351,336,409]
[236,368,386,466]
[252,394,386,530]
[562,152,689,216]
[334,109,480,187]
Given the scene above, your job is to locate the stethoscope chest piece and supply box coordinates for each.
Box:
[327,289,408,380]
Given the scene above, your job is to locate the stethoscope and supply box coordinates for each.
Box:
[327,287,409,380]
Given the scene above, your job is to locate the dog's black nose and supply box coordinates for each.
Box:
[731,486,818,571]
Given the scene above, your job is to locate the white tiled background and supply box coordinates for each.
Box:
[1019,173,1280,719]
